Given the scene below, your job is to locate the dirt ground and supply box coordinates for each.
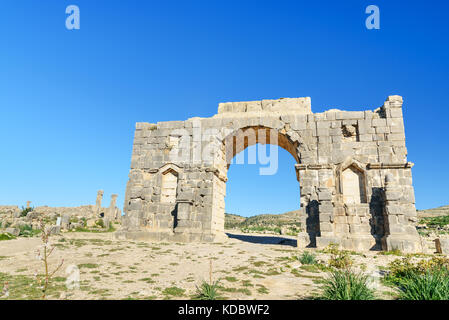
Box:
[0,230,412,300]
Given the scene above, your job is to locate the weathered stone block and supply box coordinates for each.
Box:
[5,227,19,236]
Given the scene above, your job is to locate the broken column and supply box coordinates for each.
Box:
[95,190,104,216]
[105,194,118,229]
[108,194,118,215]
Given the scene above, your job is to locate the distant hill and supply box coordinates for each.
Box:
[226,205,449,236]
[225,210,302,236]
[417,205,449,218]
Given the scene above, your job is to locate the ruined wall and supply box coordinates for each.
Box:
[117,95,421,252]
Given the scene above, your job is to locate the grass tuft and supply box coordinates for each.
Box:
[299,251,316,265]
[195,280,221,300]
[398,269,449,300]
[321,269,375,300]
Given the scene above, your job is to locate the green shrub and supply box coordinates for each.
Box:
[20,206,33,217]
[323,244,353,269]
[18,225,40,237]
[321,269,375,300]
[385,256,449,286]
[398,269,449,300]
[299,251,316,265]
[95,219,105,228]
[70,217,79,223]
[419,215,449,228]
[0,233,16,241]
[195,280,221,300]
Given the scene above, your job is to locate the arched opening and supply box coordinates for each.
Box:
[161,168,178,204]
[341,165,367,204]
[224,126,300,166]
[221,127,301,245]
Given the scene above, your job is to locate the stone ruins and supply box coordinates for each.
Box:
[117,95,422,252]
[0,190,121,235]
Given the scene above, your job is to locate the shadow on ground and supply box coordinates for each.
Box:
[226,233,297,247]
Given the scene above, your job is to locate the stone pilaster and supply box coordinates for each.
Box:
[381,173,422,252]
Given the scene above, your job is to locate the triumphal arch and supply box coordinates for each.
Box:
[116,95,422,252]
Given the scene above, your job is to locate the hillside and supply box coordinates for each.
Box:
[417,205,449,218]
[225,210,302,236]
[226,205,449,236]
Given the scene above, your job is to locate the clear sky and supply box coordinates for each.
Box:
[0,1,448,216]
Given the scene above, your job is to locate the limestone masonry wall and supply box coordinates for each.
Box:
[117,96,422,252]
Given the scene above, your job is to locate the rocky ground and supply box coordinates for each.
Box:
[1,205,448,300]
[0,229,437,300]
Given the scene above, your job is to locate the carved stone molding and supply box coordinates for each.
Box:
[367,162,414,169]
[295,164,333,171]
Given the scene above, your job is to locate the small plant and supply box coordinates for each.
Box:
[321,269,375,300]
[195,279,221,300]
[20,206,33,217]
[19,225,40,237]
[95,219,105,228]
[34,216,64,299]
[385,256,449,284]
[257,285,269,294]
[384,256,417,285]
[398,269,449,300]
[194,259,221,300]
[324,244,353,270]
[0,233,16,241]
[224,276,238,282]
[77,263,99,269]
[299,251,316,265]
[162,286,185,297]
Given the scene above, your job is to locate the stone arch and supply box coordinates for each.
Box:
[212,125,305,237]
[119,95,422,253]
[223,126,301,167]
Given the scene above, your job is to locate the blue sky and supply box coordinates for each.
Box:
[0,1,448,216]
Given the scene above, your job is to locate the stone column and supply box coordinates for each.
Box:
[95,190,104,216]
[382,173,422,252]
[105,194,118,228]
[96,190,104,207]
[108,194,118,217]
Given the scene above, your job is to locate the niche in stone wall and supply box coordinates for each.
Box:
[160,169,178,204]
[341,165,367,204]
[341,124,359,142]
